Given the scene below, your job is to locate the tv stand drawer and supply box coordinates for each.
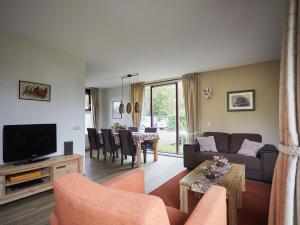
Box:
[53,160,78,180]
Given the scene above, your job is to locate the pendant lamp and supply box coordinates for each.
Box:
[134,74,140,113]
[126,76,132,113]
[119,78,125,114]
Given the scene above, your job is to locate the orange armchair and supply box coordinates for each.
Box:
[51,170,227,225]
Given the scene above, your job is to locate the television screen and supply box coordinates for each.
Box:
[3,124,57,163]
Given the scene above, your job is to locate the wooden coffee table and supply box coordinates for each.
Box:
[180,160,245,225]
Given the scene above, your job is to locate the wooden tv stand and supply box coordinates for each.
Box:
[0,154,83,205]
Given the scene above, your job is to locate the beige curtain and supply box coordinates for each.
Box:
[131,82,145,127]
[268,1,300,225]
[182,73,201,141]
[91,88,99,129]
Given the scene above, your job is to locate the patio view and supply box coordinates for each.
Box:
[142,81,186,154]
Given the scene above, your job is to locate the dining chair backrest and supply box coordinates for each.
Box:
[144,127,157,133]
[87,128,101,150]
[128,127,138,132]
[101,129,115,152]
[118,129,135,156]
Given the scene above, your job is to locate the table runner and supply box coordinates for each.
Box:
[99,132,159,146]
[191,162,232,193]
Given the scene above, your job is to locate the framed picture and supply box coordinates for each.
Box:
[112,101,122,119]
[19,81,51,102]
[227,90,255,112]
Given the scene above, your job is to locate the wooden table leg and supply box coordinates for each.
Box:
[153,140,158,161]
[237,170,246,209]
[228,195,238,225]
[180,185,189,213]
[136,141,141,167]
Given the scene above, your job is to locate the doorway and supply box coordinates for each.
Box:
[141,81,186,154]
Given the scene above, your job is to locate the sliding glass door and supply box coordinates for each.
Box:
[142,81,186,154]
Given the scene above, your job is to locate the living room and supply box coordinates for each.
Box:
[0,1,297,225]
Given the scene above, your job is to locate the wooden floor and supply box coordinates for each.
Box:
[0,151,184,225]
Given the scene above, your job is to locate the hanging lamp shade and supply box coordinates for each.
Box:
[119,101,125,114]
[126,102,132,113]
[134,102,140,113]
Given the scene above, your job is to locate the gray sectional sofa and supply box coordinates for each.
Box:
[183,132,278,183]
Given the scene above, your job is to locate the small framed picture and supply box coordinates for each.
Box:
[19,81,51,102]
[227,90,255,112]
[112,101,122,119]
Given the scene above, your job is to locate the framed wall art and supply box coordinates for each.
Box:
[19,81,51,102]
[227,90,255,112]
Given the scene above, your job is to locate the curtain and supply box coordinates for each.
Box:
[131,82,145,128]
[268,1,300,224]
[91,88,99,129]
[182,73,201,141]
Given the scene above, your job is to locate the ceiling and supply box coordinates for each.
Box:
[0,0,284,88]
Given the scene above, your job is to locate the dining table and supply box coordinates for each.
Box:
[98,131,160,167]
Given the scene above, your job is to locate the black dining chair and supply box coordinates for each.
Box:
[118,129,140,168]
[128,126,138,132]
[87,128,102,159]
[141,127,157,162]
[101,129,119,162]
[144,127,157,133]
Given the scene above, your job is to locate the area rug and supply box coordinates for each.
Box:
[150,170,271,225]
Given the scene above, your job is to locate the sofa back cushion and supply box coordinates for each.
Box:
[203,132,230,153]
[229,133,262,154]
[53,173,170,225]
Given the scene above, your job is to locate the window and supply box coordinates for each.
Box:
[141,80,186,154]
[85,89,91,111]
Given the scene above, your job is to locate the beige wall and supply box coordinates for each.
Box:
[199,60,280,145]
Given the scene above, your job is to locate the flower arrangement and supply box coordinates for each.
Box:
[112,123,127,133]
[213,155,229,167]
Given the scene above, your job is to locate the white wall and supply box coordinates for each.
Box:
[0,33,86,164]
[102,86,132,128]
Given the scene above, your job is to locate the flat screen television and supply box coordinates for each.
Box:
[3,124,57,163]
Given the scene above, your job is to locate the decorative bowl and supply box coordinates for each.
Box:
[203,165,222,180]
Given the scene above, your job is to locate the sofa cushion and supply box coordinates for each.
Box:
[203,132,230,153]
[53,173,171,225]
[197,136,218,152]
[237,139,265,157]
[229,133,262,154]
[226,154,261,171]
[166,206,189,225]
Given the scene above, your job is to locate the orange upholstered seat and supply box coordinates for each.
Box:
[51,170,226,225]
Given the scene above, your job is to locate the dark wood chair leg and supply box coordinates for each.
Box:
[143,149,147,163]
[97,149,100,159]
[131,155,135,168]
[104,150,107,161]
[125,155,127,160]
[116,149,119,158]
[121,154,124,165]
[90,149,93,158]
[112,151,115,163]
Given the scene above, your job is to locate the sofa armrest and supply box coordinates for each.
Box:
[102,169,145,193]
[184,141,199,169]
[258,144,279,183]
[184,185,227,225]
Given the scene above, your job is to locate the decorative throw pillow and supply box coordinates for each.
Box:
[197,136,218,152]
[237,139,264,157]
